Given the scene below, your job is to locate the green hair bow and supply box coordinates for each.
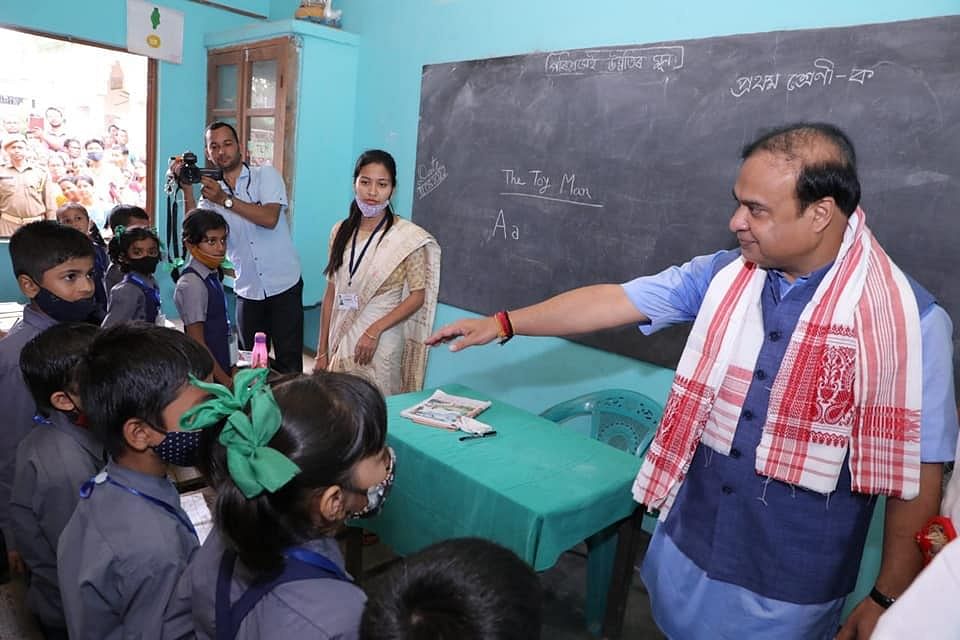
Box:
[179,368,301,498]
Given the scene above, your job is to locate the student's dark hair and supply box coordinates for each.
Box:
[64,138,80,149]
[84,138,104,150]
[78,324,214,459]
[107,204,150,231]
[182,208,229,246]
[45,106,63,118]
[741,122,861,216]
[57,176,76,187]
[202,372,387,573]
[359,538,543,640]
[75,174,94,187]
[20,323,99,417]
[205,121,240,144]
[9,220,94,282]
[107,226,160,272]
[323,149,397,278]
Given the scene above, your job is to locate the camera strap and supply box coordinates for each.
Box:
[165,183,183,275]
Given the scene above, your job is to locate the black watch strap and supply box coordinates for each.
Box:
[869,586,896,609]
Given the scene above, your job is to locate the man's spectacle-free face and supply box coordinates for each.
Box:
[205,126,242,172]
[729,150,822,281]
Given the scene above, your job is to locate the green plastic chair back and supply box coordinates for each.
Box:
[540,389,663,458]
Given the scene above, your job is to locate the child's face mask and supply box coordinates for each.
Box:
[345,446,396,519]
[126,255,160,275]
[33,285,97,323]
[151,430,202,467]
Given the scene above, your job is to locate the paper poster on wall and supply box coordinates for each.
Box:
[126,0,184,64]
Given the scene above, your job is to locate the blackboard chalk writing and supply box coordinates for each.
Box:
[545,46,684,76]
[492,209,520,240]
[415,157,448,199]
[731,57,877,98]
[529,170,552,194]
[730,74,781,97]
[848,67,875,85]
[501,169,527,186]
[559,173,592,200]
[499,192,604,208]
[499,167,603,208]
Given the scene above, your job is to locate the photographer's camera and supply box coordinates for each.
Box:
[169,151,223,185]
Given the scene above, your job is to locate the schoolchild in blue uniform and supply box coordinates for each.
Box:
[57,324,214,640]
[166,370,393,639]
[56,203,110,314]
[360,538,543,640]
[102,204,150,297]
[102,226,163,327]
[174,209,233,386]
[0,221,97,583]
[12,322,105,640]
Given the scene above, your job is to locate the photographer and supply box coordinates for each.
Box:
[171,121,304,373]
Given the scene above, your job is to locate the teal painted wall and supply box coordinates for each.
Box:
[333,0,960,413]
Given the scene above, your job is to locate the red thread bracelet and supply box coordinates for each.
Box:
[495,310,514,344]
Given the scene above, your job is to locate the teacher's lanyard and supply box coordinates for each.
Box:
[348,216,388,286]
[79,473,198,540]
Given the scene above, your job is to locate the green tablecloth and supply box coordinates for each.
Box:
[360,384,642,571]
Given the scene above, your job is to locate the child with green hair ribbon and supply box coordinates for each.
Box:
[165,369,395,639]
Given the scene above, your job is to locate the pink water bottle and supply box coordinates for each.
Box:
[251,332,269,369]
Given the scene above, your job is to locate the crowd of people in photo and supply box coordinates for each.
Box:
[0,106,147,236]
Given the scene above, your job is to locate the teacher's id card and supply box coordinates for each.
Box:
[336,293,359,310]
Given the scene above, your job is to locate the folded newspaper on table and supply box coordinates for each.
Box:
[400,389,492,430]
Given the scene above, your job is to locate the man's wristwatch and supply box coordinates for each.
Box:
[223,197,234,209]
[869,586,896,609]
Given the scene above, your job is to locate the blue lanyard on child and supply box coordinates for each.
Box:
[126,273,162,308]
[348,215,389,286]
[79,471,198,540]
[285,547,350,581]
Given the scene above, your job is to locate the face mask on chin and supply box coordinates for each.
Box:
[189,246,223,270]
[355,197,390,218]
[32,286,97,323]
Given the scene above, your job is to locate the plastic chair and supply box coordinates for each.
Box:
[540,389,664,636]
[539,388,663,458]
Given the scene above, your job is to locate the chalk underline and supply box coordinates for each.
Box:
[498,192,605,208]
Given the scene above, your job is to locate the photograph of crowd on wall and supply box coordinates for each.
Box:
[0,27,148,237]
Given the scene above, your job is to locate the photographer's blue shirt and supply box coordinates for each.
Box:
[199,163,301,301]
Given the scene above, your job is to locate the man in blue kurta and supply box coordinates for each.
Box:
[427,122,958,639]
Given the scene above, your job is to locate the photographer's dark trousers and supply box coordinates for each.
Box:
[237,278,304,374]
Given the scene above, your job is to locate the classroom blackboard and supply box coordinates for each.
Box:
[411,16,960,373]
